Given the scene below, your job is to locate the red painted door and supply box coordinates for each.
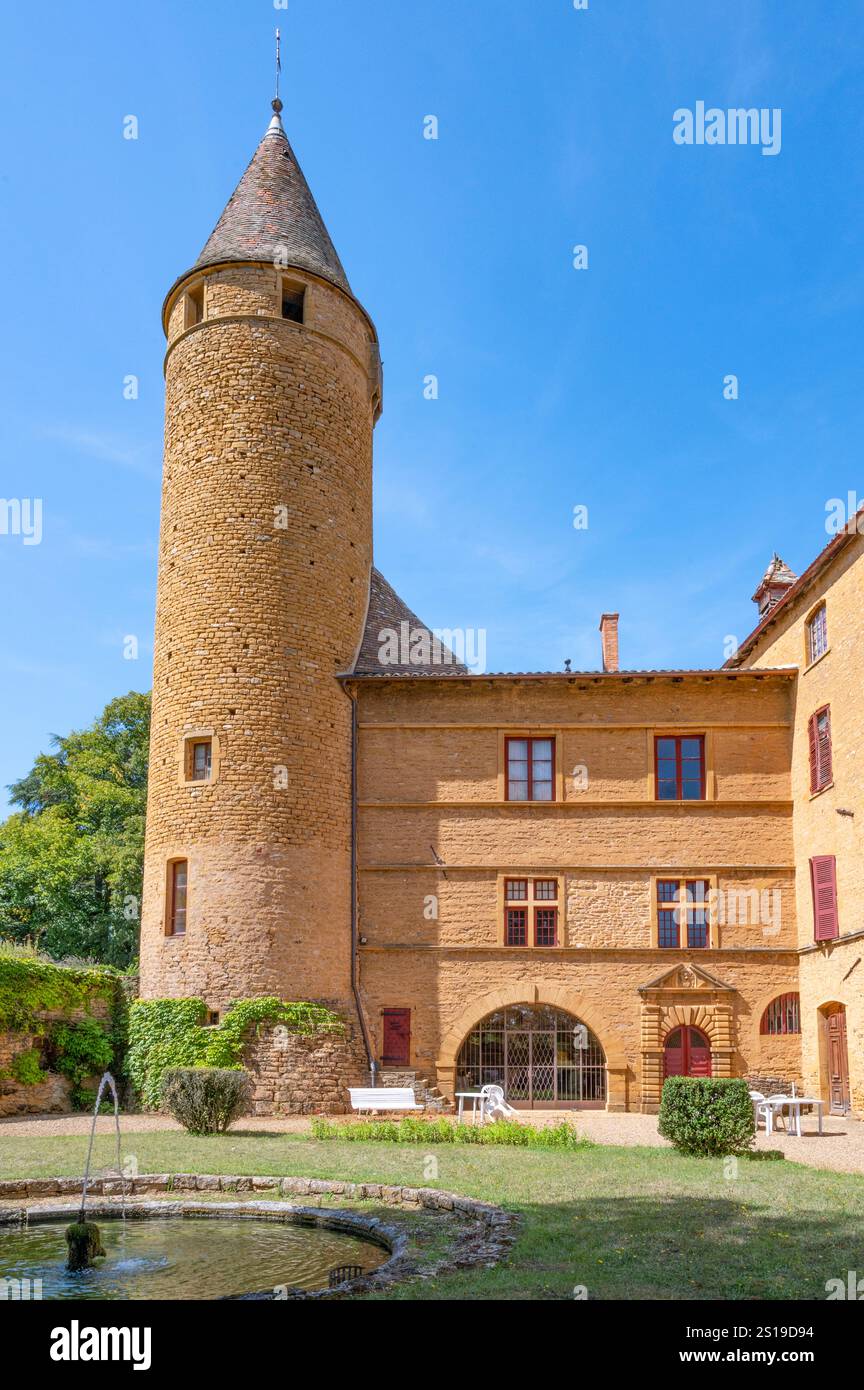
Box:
[827,1009,850,1114]
[382,1009,411,1067]
[664,1027,712,1078]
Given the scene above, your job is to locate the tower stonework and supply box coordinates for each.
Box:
[140,104,381,1021]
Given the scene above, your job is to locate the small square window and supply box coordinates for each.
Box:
[191,740,212,782]
[534,879,557,900]
[281,283,305,323]
[505,879,528,900]
[182,733,217,786]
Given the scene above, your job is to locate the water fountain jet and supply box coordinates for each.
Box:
[64,1071,125,1271]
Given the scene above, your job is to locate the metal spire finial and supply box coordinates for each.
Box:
[272,28,283,114]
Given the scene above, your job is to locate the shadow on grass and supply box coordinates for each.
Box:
[362,1192,864,1302]
[488,1193,862,1301]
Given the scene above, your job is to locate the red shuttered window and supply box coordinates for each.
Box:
[810,856,839,941]
[808,706,833,793]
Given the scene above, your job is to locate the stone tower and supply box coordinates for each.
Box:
[139,97,382,1015]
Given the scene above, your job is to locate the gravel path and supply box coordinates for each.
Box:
[2,1109,862,1176]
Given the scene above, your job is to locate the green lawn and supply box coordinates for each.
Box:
[1,1128,862,1300]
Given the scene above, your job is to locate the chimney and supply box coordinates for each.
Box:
[599,613,620,673]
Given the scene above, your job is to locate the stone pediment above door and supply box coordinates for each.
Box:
[639,962,737,995]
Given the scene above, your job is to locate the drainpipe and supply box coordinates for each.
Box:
[345,684,377,1086]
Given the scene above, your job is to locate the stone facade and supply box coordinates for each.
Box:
[138,99,861,1120]
[735,526,864,1115]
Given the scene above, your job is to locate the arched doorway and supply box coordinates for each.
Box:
[664,1026,712,1078]
[456,1003,606,1109]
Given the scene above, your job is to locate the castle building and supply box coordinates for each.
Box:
[140,97,861,1119]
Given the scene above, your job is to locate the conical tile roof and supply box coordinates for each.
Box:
[193,104,351,295]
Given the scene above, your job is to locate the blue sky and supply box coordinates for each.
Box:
[1,0,863,808]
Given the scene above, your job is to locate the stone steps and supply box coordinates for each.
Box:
[372,1070,453,1114]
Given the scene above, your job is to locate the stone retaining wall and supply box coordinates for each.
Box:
[243,1023,370,1115]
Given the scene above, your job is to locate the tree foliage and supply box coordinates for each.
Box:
[0,692,149,966]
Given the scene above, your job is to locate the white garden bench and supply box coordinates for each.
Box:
[349,1087,422,1114]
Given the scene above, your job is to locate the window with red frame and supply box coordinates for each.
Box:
[760,993,801,1035]
[656,878,710,948]
[504,878,560,946]
[506,737,555,801]
[505,908,527,946]
[808,707,832,793]
[655,736,705,800]
[534,879,557,900]
[807,605,828,664]
[535,907,558,947]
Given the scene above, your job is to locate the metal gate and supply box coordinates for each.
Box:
[456,1004,606,1109]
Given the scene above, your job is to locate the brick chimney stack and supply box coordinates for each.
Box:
[599,613,620,673]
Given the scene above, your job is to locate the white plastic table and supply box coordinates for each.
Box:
[455,1091,484,1124]
[794,1098,825,1135]
[761,1098,802,1137]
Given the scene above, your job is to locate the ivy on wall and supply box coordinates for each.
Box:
[0,952,122,1108]
[0,954,119,1034]
[127,997,344,1110]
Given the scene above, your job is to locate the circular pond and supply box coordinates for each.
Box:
[0,1217,388,1300]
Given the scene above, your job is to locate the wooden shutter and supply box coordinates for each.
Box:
[808,714,819,793]
[817,709,832,786]
[809,707,833,792]
[810,856,839,941]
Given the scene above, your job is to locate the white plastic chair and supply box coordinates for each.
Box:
[479,1084,516,1123]
[749,1090,766,1130]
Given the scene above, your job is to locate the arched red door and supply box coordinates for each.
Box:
[664,1026,712,1078]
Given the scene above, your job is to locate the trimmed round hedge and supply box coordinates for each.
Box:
[160,1067,252,1136]
[658,1076,755,1156]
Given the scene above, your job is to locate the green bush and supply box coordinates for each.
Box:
[50,1018,114,1109]
[658,1077,755,1156]
[11,1048,46,1086]
[160,1067,252,1136]
[310,1115,591,1149]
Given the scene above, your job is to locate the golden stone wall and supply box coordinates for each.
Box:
[354,672,803,1109]
[140,263,379,1012]
[744,530,864,1114]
